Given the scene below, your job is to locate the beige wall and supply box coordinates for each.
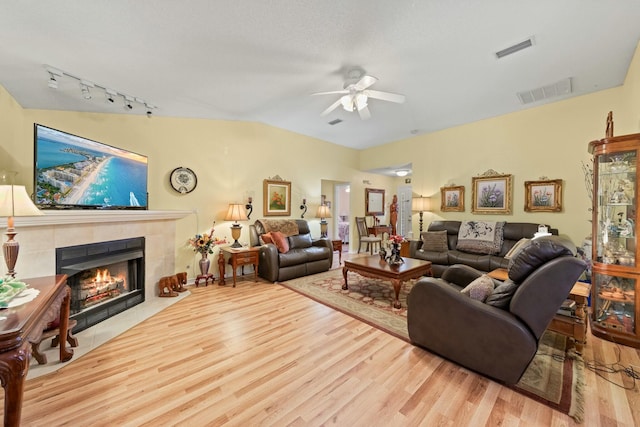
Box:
[0,91,385,279]
[360,44,640,245]
[1,42,639,278]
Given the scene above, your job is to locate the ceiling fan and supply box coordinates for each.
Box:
[312,71,406,120]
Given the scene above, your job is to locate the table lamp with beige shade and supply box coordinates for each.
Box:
[412,196,431,233]
[0,185,44,277]
[316,204,332,238]
[224,203,248,248]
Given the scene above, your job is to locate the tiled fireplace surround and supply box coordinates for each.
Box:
[1,210,190,302]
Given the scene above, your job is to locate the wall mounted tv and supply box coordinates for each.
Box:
[34,124,148,210]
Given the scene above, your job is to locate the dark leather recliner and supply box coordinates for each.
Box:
[249,219,332,282]
[406,235,587,384]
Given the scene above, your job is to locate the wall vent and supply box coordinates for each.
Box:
[496,37,534,59]
[328,119,343,125]
[517,77,572,105]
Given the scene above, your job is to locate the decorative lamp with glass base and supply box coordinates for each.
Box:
[0,185,44,277]
[225,203,249,248]
[316,204,332,238]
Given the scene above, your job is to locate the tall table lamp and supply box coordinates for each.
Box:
[224,203,249,248]
[0,185,44,277]
[316,204,332,238]
[412,196,431,234]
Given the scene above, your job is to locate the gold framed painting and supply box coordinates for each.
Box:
[440,185,465,212]
[471,172,512,215]
[263,179,291,216]
[524,179,563,212]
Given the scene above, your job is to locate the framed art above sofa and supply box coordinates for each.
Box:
[263,179,291,216]
[524,179,563,212]
[440,185,465,212]
[471,170,512,215]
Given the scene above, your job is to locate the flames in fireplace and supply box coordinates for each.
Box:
[79,266,128,309]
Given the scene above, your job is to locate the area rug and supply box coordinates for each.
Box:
[280,269,585,422]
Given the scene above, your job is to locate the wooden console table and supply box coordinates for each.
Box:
[488,268,591,353]
[368,225,392,239]
[0,274,72,427]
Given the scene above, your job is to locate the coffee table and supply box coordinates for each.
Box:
[343,256,432,308]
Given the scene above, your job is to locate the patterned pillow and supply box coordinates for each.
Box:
[456,221,505,255]
[421,230,448,252]
[271,231,290,254]
[460,274,495,302]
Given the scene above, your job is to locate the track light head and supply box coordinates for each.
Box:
[105,89,117,103]
[80,80,94,100]
[47,73,58,89]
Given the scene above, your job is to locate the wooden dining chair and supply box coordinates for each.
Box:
[356,217,382,254]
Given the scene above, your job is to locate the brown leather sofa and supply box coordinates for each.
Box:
[407,235,586,384]
[249,219,332,282]
[409,221,557,277]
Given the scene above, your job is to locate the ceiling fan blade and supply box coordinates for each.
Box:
[353,75,377,91]
[358,105,371,120]
[320,98,343,116]
[312,90,349,96]
[365,90,406,104]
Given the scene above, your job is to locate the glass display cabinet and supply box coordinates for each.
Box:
[589,132,640,348]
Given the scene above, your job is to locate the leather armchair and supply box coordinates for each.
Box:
[407,235,587,384]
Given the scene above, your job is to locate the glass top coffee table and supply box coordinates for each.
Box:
[343,256,433,309]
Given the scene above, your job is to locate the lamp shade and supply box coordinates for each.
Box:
[412,196,431,212]
[315,205,332,219]
[224,203,248,222]
[0,185,43,218]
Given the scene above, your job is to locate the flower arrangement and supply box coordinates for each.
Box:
[389,235,404,244]
[188,226,226,256]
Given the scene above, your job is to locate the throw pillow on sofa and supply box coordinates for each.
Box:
[460,274,495,302]
[271,231,290,254]
[485,280,519,309]
[261,232,274,245]
[456,221,505,255]
[421,230,448,252]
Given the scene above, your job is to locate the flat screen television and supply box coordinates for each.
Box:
[34,124,148,210]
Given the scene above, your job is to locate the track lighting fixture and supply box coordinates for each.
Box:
[47,73,58,89]
[43,64,158,115]
[105,89,117,103]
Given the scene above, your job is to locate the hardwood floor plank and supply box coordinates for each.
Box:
[1,268,639,426]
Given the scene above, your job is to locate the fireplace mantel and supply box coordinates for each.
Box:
[9,210,192,228]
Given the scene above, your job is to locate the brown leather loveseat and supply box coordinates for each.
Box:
[407,235,586,384]
[249,219,332,282]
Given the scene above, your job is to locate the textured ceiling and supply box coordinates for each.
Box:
[1,1,640,151]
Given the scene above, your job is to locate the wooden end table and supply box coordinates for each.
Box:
[343,256,432,309]
[488,268,591,354]
[331,239,342,265]
[218,246,260,287]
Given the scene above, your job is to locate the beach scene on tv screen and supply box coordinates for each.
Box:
[35,126,148,208]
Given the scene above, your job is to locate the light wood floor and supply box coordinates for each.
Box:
[3,263,640,426]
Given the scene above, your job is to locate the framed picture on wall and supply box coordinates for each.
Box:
[471,171,512,215]
[524,179,563,212]
[263,179,291,216]
[440,185,465,212]
[365,188,385,216]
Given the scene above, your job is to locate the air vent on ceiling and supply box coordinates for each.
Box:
[517,77,572,105]
[495,37,534,59]
[328,119,343,125]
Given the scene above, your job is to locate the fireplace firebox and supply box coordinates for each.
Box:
[56,237,145,332]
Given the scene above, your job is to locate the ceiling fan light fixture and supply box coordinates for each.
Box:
[340,95,353,112]
[355,93,368,111]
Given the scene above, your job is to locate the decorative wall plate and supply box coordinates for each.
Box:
[170,167,197,194]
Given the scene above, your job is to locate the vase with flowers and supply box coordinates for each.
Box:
[386,235,405,265]
[188,224,226,277]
